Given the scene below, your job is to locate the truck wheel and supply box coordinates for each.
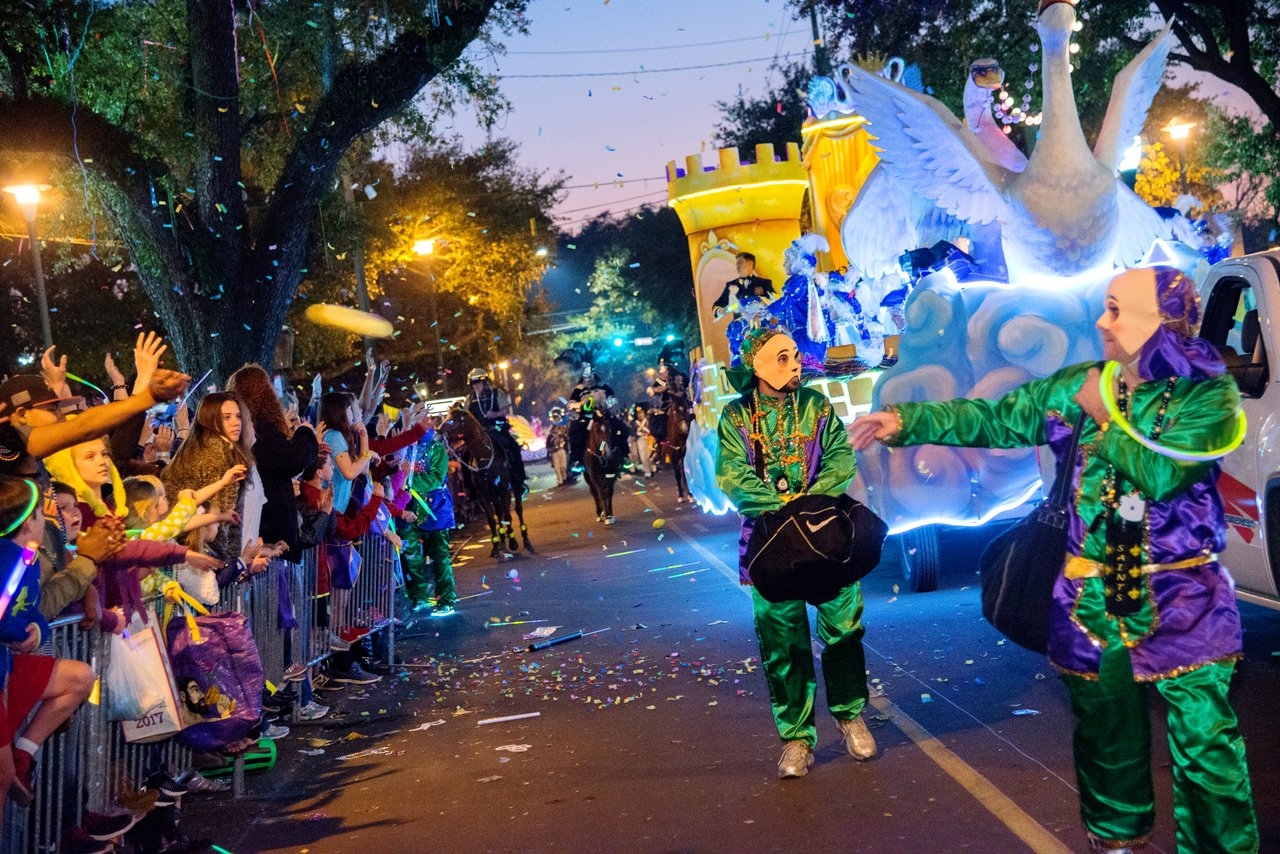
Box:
[900,525,940,592]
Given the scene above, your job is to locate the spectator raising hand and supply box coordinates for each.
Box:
[104,351,128,400]
[40,346,71,399]
[132,331,167,396]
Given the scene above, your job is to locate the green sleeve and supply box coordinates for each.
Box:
[894,369,1076,449]
[1094,374,1240,502]
[412,442,449,494]
[808,405,856,497]
[716,403,784,519]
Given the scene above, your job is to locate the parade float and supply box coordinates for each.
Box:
[667,0,1226,590]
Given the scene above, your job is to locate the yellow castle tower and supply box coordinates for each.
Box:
[666,143,807,364]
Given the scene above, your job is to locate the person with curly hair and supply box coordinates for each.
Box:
[161,393,255,563]
[227,366,318,555]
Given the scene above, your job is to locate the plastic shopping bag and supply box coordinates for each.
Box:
[104,629,168,722]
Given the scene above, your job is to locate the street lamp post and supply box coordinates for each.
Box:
[413,239,449,396]
[3,183,53,349]
[1162,119,1196,196]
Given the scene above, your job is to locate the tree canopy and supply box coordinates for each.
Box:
[0,0,527,382]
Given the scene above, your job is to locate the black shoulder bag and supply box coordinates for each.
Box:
[978,411,1087,653]
[743,399,887,605]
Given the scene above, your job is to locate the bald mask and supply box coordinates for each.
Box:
[1098,267,1163,364]
[753,333,802,393]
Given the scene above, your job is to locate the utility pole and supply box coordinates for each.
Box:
[810,5,831,77]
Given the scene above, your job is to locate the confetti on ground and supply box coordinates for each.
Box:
[1012,709,1041,716]
[494,744,531,753]
[407,719,446,732]
[337,746,395,761]
[921,693,933,703]
[652,519,665,529]
[524,626,560,640]
[476,775,503,783]
[297,748,325,756]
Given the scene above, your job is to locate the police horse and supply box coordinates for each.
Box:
[441,409,534,558]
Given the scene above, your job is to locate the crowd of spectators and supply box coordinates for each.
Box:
[0,336,456,853]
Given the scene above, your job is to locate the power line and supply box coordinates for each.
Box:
[555,199,667,226]
[500,55,805,79]
[561,176,666,190]
[507,35,796,56]
[554,188,667,216]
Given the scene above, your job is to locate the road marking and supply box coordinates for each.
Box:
[868,694,1070,853]
[645,495,1070,854]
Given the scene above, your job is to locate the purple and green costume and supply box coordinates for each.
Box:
[716,386,870,750]
[891,358,1258,852]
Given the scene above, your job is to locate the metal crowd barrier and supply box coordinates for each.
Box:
[2,531,400,852]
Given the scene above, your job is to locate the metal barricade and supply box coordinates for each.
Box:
[1,538,399,850]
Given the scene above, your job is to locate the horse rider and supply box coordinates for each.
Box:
[465,367,528,492]
[546,406,571,486]
[567,363,618,475]
[646,360,691,450]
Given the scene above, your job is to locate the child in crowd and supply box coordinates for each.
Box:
[172,508,269,607]
[0,477,97,816]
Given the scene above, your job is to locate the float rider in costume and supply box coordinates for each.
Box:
[399,422,457,617]
[715,326,877,780]
[713,252,776,367]
[465,368,527,495]
[849,266,1258,853]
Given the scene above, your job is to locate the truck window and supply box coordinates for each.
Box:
[1202,276,1268,398]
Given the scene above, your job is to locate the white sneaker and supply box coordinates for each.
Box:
[262,723,290,740]
[777,740,814,779]
[836,714,877,760]
[297,701,330,721]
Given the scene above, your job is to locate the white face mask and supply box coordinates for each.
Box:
[1097,268,1162,365]
[753,334,801,392]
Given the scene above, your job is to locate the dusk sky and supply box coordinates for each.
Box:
[451,0,815,231]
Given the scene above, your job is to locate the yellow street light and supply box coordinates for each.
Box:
[1162,120,1197,195]
[412,238,448,395]
[3,183,53,349]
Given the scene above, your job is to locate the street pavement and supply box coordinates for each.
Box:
[186,460,1280,853]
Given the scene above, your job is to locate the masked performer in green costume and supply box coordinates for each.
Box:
[716,327,877,780]
[849,266,1257,853]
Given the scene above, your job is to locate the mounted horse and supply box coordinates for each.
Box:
[584,405,629,525]
[660,394,695,504]
[441,409,534,558]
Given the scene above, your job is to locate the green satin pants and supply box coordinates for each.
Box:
[400,526,456,608]
[1063,643,1257,852]
[750,583,869,749]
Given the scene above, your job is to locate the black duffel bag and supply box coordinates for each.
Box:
[978,411,1086,654]
[746,493,887,605]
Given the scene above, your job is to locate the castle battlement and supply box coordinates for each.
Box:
[666,142,807,237]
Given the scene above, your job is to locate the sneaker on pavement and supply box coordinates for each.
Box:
[313,673,344,693]
[327,631,351,652]
[836,714,877,760]
[175,771,230,794]
[61,826,114,854]
[283,663,308,682]
[261,723,290,740]
[430,605,456,618]
[143,772,189,799]
[83,809,143,840]
[777,740,814,779]
[297,701,330,721]
[332,663,382,685]
[9,747,35,807]
[410,599,433,613]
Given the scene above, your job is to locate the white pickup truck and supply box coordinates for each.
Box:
[1195,249,1280,610]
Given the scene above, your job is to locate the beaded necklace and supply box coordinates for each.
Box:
[1098,375,1176,615]
[748,389,809,493]
[1098,376,1176,511]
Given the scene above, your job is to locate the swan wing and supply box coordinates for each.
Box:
[842,166,971,280]
[1113,182,1171,266]
[1093,21,1176,173]
[840,62,1013,226]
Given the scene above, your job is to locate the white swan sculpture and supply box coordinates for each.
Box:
[841,57,1027,280]
[841,0,1174,282]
